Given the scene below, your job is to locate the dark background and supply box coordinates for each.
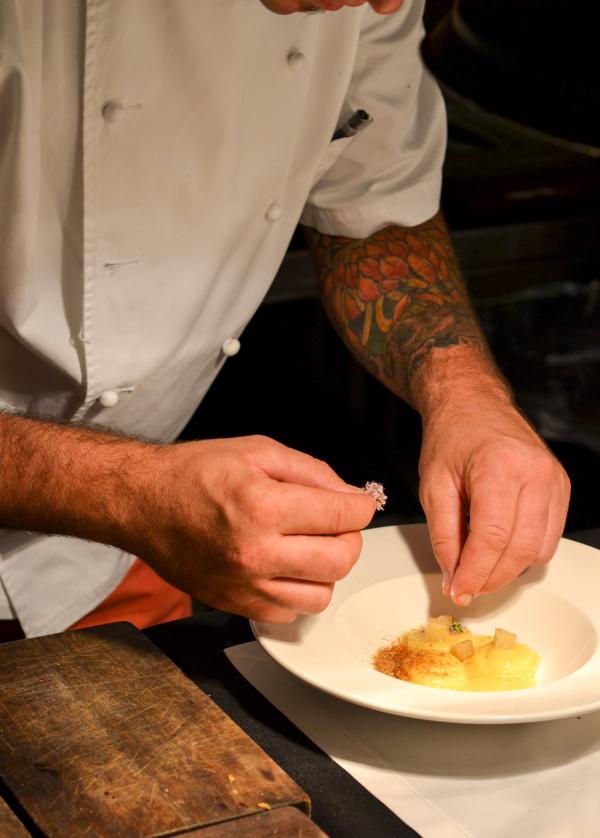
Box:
[180,1,600,535]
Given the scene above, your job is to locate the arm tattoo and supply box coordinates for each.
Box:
[304,213,492,405]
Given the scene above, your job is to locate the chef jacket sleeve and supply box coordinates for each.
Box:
[300,0,447,239]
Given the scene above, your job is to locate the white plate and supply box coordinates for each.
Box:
[252,524,600,724]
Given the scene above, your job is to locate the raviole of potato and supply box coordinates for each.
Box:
[373,615,540,691]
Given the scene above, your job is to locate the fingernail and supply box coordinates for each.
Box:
[454,593,472,607]
[442,570,450,593]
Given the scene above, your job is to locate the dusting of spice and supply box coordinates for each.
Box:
[373,636,448,683]
[363,481,387,511]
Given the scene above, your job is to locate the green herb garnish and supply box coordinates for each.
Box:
[449,621,464,634]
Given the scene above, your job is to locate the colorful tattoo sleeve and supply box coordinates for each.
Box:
[303,213,492,406]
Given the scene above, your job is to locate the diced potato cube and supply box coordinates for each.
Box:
[435,615,453,627]
[425,616,451,641]
[450,639,475,660]
[494,628,517,649]
[425,623,448,642]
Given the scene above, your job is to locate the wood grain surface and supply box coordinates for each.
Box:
[192,806,327,838]
[0,622,310,837]
[0,796,32,837]
[191,806,328,836]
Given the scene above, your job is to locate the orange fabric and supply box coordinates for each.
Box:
[69,558,192,631]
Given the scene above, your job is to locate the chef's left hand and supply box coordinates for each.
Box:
[418,397,570,606]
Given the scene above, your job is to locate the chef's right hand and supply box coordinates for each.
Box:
[133,435,376,622]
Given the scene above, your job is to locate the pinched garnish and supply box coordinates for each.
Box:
[449,621,464,634]
[363,481,387,511]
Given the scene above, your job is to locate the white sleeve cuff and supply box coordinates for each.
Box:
[300,172,442,238]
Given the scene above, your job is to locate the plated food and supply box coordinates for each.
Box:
[252,524,600,723]
[373,615,540,691]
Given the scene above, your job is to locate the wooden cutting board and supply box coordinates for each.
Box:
[0,622,325,837]
[0,796,31,838]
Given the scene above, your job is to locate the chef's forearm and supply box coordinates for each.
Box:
[0,412,157,549]
[303,214,513,421]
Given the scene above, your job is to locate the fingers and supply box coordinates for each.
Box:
[261,531,363,582]
[241,579,335,624]
[222,578,336,623]
[240,601,298,624]
[248,438,376,530]
[477,481,551,594]
[420,471,467,594]
[260,479,376,535]
[481,472,570,592]
[208,531,363,622]
[262,578,336,615]
[369,0,405,12]
[418,405,571,606]
[450,465,569,603]
[449,474,520,605]
[537,476,570,563]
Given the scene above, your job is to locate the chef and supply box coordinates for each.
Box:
[0,0,569,639]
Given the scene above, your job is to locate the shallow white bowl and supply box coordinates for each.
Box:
[252,524,600,724]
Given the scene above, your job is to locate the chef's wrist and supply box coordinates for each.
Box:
[110,439,177,557]
[410,345,514,426]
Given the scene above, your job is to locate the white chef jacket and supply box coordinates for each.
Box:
[0,0,446,636]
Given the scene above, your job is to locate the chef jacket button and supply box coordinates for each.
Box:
[287,50,306,71]
[99,390,120,408]
[265,202,283,222]
[102,100,124,123]
[222,338,241,357]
